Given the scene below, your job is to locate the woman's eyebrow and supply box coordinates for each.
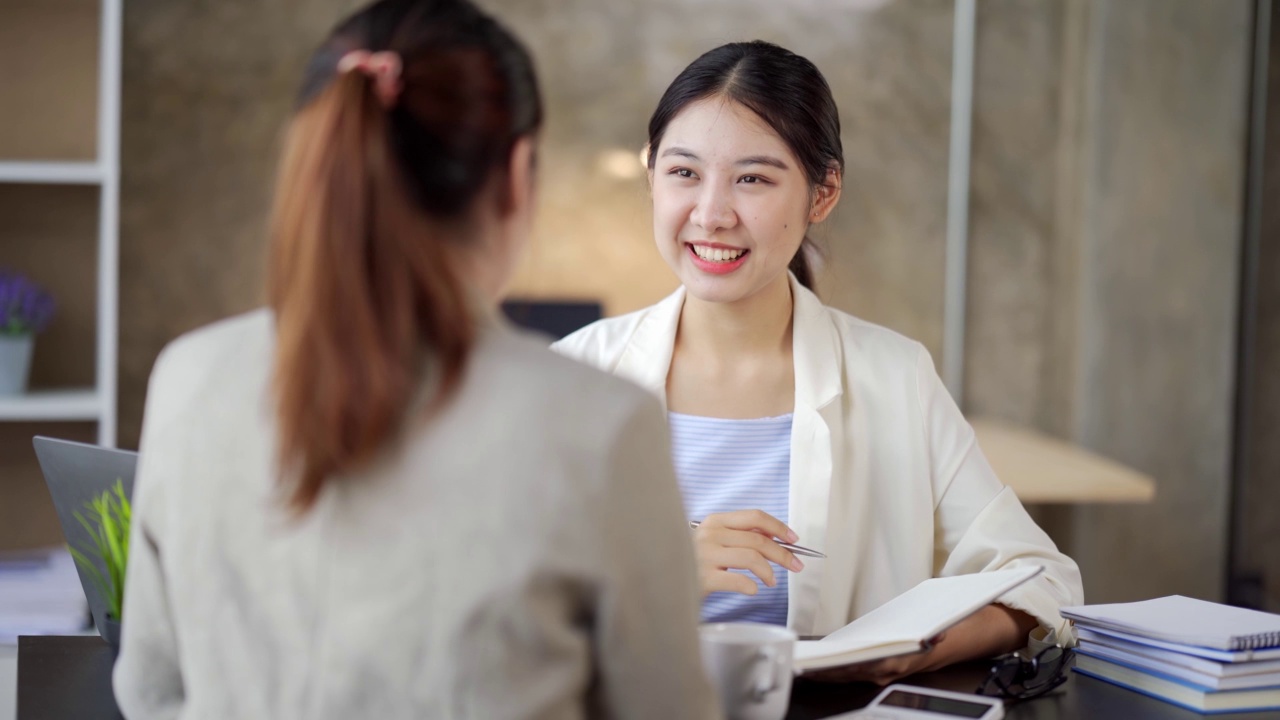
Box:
[661,146,700,160]
[736,155,789,170]
[658,148,789,170]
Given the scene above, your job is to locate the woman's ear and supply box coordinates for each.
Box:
[809,164,842,224]
[506,135,537,217]
[643,143,655,191]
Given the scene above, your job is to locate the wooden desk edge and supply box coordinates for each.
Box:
[971,417,1157,505]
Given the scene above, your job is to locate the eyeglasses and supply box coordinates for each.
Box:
[976,645,1074,701]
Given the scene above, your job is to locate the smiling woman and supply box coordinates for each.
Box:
[646,41,843,299]
[554,40,1083,686]
[650,97,835,300]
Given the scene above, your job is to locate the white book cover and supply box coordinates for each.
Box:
[1079,631,1280,677]
[1077,643,1280,691]
[794,565,1043,673]
[1077,627,1280,664]
[1074,654,1280,714]
[1062,596,1280,652]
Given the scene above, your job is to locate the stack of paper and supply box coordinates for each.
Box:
[0,547,89,644]
[1063,596,1280,714]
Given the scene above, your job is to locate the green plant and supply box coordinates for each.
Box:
[68,479,131,621]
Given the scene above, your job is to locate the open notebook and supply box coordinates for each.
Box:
[794,565,1044,673]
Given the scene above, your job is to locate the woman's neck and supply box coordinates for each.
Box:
[675,274,794,364]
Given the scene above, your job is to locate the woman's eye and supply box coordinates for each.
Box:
[740,175,765,184]
[671,168,696,179]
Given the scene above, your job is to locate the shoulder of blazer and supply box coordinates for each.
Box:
[145,309,273,429]
[551,285,685,373]
[800,291,932,405]
[821,304,928,363]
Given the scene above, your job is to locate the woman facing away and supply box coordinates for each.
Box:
[112,1,718,717]
[553,41,1084,684]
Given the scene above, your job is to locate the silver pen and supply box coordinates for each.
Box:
[687,519,827,559]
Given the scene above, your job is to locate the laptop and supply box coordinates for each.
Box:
[32,436,139,640]
[501,299,602,340]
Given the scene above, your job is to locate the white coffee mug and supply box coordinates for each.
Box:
[700,622,797,720]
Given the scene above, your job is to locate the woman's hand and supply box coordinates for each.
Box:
[803,633,949,685]
[692,510,805,598]
[804,604,1040,685]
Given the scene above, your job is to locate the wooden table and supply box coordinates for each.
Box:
[971,417,1157,504]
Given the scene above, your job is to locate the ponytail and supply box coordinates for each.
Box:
[267,72,473,513]
[788,238,818,292]
[268,0,542,513]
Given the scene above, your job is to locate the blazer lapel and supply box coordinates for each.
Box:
[613,286,685,411]
[785,275,845,635]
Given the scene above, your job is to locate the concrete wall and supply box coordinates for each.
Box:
[2,0,1260,607]
[967,0,1251,602]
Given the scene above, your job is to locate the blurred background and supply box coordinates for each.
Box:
[1,0,1277,616]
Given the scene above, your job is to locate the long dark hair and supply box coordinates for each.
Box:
[647,40,843,291]
[267,0,542,512]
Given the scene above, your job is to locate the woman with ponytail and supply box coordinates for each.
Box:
[554,41,1082,684]
[113,2,716,717]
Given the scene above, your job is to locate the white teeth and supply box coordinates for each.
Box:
[692,245,744,262]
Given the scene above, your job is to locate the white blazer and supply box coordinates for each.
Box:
[552,274,1084,640]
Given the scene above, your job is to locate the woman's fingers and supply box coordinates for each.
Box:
[702,509,798,544]
[803,644,943,685]
[692,509,806,596]
[700,525,802,572]
[804,658,909,685]
[706,546,777,587]
[702,569,760,596]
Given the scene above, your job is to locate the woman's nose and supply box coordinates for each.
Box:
[690,185,737,233]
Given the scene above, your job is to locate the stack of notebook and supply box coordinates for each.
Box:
[1061,596,1280,714]
[0,548,88,644]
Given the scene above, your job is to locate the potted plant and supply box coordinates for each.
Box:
[68,479,131,652]
[0,270,56,395]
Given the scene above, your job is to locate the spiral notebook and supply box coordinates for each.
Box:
[1062,596,1280,653]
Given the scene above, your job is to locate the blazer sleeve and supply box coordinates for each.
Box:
[915,346,1085,643]
[112,343,189,720]
[589,393,721,720]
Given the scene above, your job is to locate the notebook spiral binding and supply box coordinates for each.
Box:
[1236,633,1280,650]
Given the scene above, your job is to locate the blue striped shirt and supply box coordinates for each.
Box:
[668,412,793,626]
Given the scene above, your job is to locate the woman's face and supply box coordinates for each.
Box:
[650,97,822,305]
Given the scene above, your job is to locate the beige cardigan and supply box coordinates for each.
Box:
[552,275,1084,641]
[113,309,718,720]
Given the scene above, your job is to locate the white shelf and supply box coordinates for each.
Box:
[0,388,100,421]
[0,0,120,449]
[0,161,103,185]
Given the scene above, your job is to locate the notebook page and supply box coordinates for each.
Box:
[797,566,1043,663]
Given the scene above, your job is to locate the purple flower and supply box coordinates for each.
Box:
[0,270,55,336]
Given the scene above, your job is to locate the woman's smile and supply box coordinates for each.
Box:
[687,242,751,273]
